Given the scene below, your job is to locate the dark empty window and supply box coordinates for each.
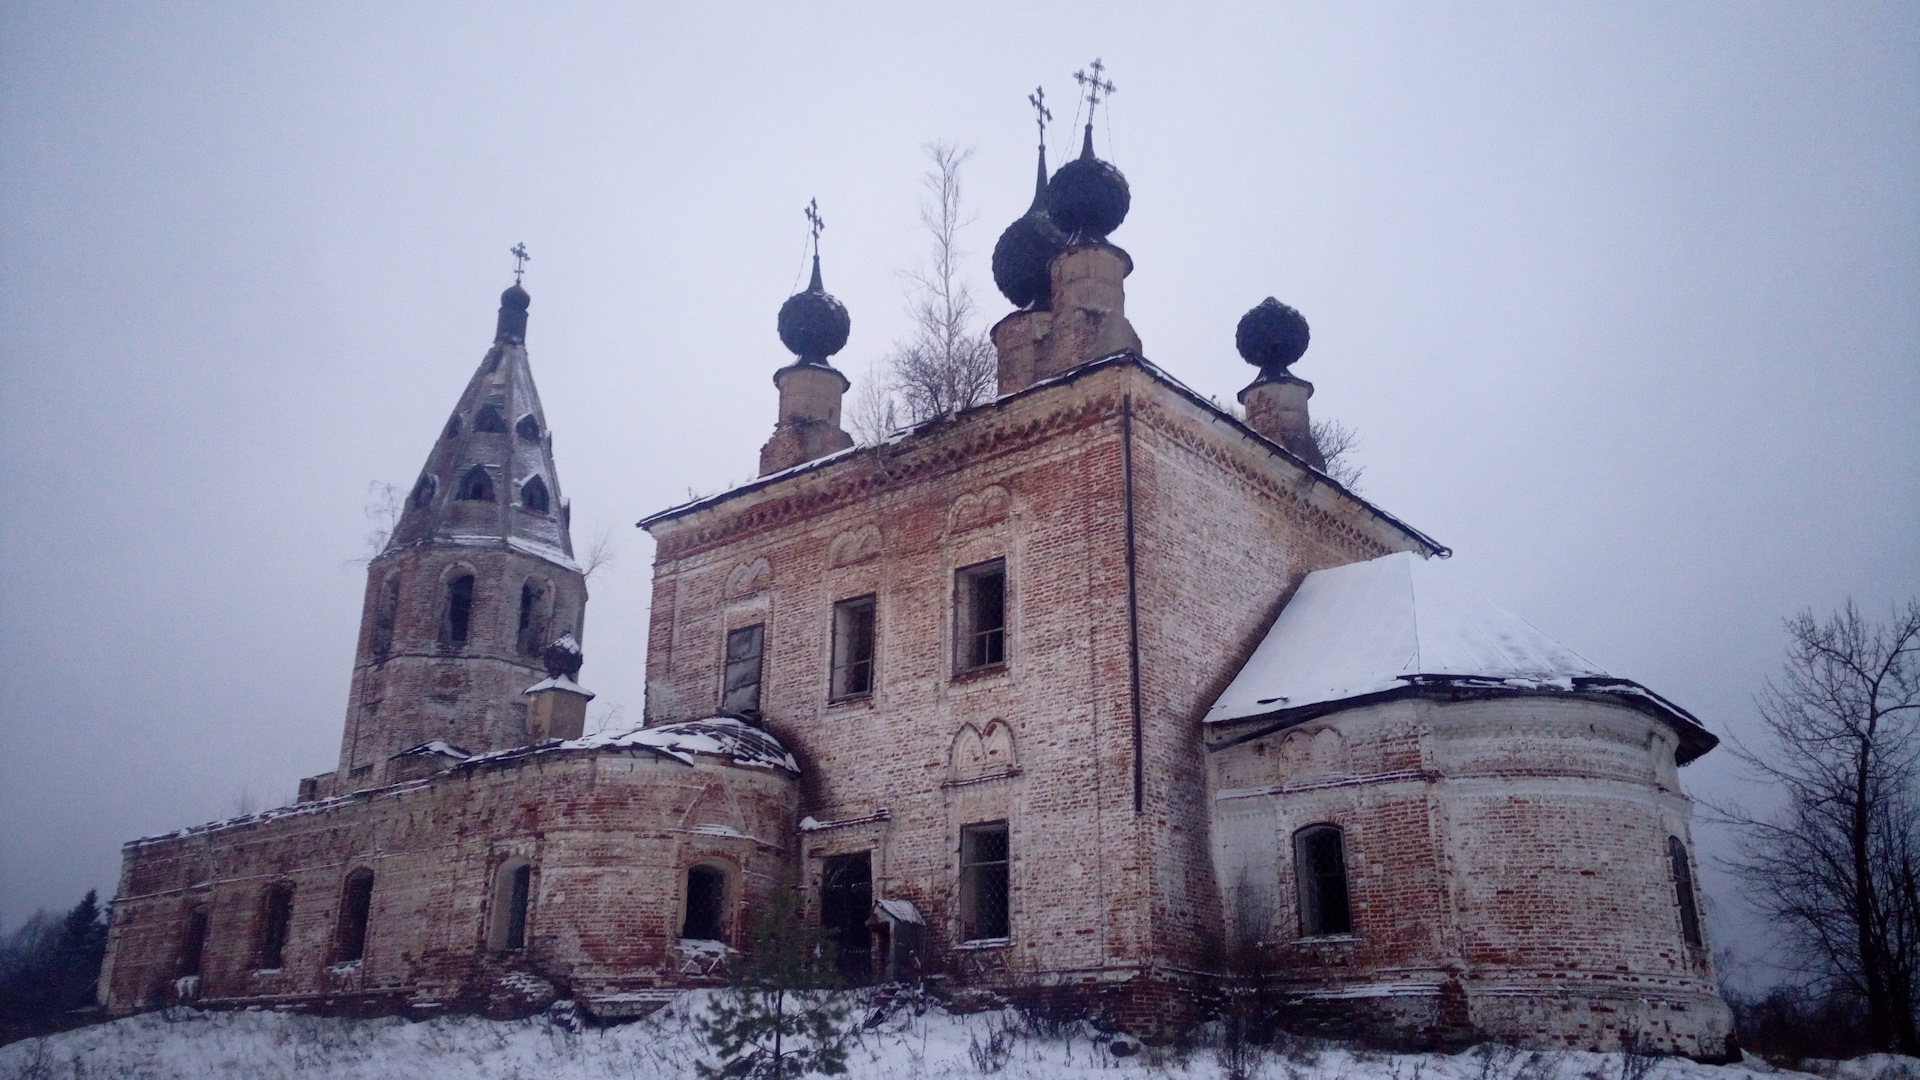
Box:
[474,404,508,433]
[181,907,210,976]
[411,474,437,509]
[515,414,541,441]
[1295,824,1352,937]
[489,860,531,951]
[1670,836,1702,947]
[257,883,294,969]
[443,416,460,440]
[521,476,549,513]
[831,596,876,701]
[960,822,1010,941]
[955,559,1007,672]
[822,852,873,981]
[335,869,374,963]
[445,575,475,645]
[457,466,495,502]
[371,575,401,658]
[723,624,765,717]
[682,866,726,941]
[516,580,547,655]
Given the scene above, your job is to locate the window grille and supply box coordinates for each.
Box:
[682,866,727,941]
[821,852,874,982]
[335,868,374,963]
[445,575,475,645]
[955,559,1007,673]
[1294,824,1352,937]
[831,596,876,700]
[723,624,765,717]
[960,822,1010,941]
[257,884,294,969]
[1669,835,1702,946]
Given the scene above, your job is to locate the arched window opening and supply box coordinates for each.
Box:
[487,859,533,951]
[1294,824,1352,937]
[515,414,541,441]
[1669,836,1702,947]
[456,466,495,502]
[474,405,508,433]
[257,883,294,969]
[411,474,437,509]
[521,476,549,514]
[444,575,475,645]
[180,906,210,976]
[335,868,374,964]
[371,575,401,658]
[517,580,548,655]
[682,865,727,941]
[443,416,460,440]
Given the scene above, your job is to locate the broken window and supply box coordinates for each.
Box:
[445,575,475,645]
[516,580,548,655]
[959,822,1010,941]
[257,883,294,969]
[1670,835,1702,947]
[954,559,1007,673]
[830,596,876,701]
[411,474,437,509]
[515,414,541,441]
[180,906,210,976]
[443,416,460,440]
[488,858,532,951]
[520,476,549,513]
[1294,824,1352,937]
[334,868,374,963]
[371,575,400,659]
[682,865,726,941]
[456,466,495,502]
[722,624,765,717]
[474,404,508,433]
[821,852,873,982]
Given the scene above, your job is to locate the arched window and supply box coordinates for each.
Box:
[474,405,508,433]
[457,467,495,502]
[515,414,541,441]
[411,474,437,509]
[371,575,401,658]
[443,416,460,440]
[521,476,550,514]
[1294,824,1352,937]
[1669,836,1702,947]
[517,579,548,655]
[682,865,727,941]
[256,882,294,969]
[444,575,475,645]
[487,858,533,951]
[335,868,374,963]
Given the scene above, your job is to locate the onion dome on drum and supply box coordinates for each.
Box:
[495,281,531,344]
[992,142,1069,309]
[776,255,851,364]
[1236,297,1311,380]
[1046,124,1131,242]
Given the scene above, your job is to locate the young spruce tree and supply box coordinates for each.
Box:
[695,888,853,1080]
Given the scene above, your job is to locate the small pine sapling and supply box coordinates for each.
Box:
[695,888,853,1080]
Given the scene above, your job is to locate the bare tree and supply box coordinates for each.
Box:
[1720,598,1920,1053]
[864,143,996,433]
[847,360,901,446]
[353,481,405,565]
[580,522,620,581]
[1309,418,1364,489]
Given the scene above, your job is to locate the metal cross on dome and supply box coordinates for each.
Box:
[804,199,825,257]
[1028,85,1051,142]
[510,242,531,284]
[1073,58,1116,123]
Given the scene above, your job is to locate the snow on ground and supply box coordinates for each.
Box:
[3,994,1915,1080]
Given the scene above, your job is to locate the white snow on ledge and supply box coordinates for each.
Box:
[523,674,594,698]
[465,716,801,775]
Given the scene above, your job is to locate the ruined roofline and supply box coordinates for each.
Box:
[637,351,1449,559]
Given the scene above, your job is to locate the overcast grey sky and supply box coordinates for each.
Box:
[2,4,1915,982]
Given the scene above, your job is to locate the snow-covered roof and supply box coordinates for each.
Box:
[1204,552,1715,762]
[397,740,471,760]
[556,717,800,774]
[522,674,594,698]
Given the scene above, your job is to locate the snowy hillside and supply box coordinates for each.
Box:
[2,995,1915,1080]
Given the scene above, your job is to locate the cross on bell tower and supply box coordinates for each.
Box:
[1073,59,1116,127]
[510,242,531,284]
[1029,85,1052,145]
[804,199,824,260]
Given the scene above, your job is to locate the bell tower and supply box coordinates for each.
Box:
[332,264,588,790]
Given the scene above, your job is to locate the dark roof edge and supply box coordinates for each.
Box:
[638,352,1448,557]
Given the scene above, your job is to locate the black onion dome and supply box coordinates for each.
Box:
[495,282,531,343]
[1236,297,1311,377]
[992,143,1068,308]
[776,255,851,362]
[500,282,530,311]
[1046,125,1131,241]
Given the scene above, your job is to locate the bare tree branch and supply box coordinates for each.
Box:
[581,524,620,581]
[1309,418,1365,489]
[881,142,996,427]
[354,481,404,565]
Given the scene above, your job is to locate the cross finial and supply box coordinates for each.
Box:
[1073,58,1116,124]
[804,198,825,257]
[1028,86,1052,144]
[510,242,531,284]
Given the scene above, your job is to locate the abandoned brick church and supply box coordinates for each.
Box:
[98,107,1734,1055]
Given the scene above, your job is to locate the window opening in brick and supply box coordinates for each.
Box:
[830,595,876,701]
[180,907,210,976]
[722,624,765,717]
[959,822,1010,941]
[682,865,726,941]
[256,883,294,969]
[411,474,437,509]
[443,416,460,440]
[445,575,475,645]
[821,851,873,982]
[954,559,1007,673]
[1669,835,1702,947]
[515,414,541,441]
[488,858,532,951]
[371,575,401,659]
[520,476,549,513]
[516,580,548,655]
[474,404,508,433]
[457,466,495,502]
[334,868,374,963]
[1294,824,1352,937]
